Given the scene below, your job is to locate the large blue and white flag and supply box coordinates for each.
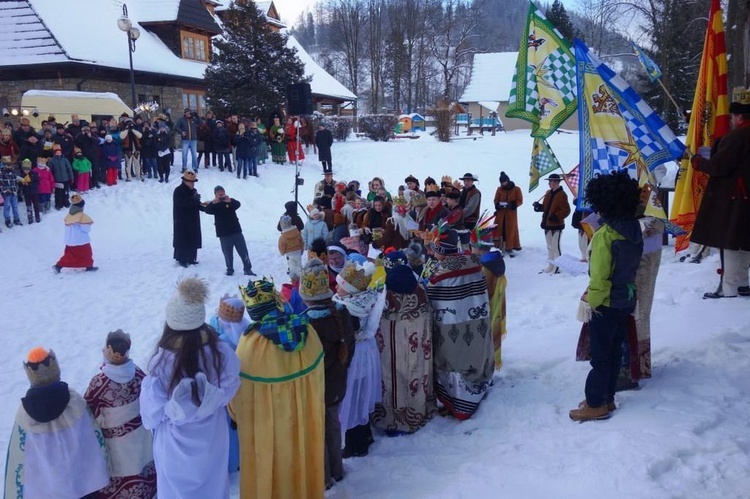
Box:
[575,38,685,209]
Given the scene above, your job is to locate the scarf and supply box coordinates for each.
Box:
[250,308,310,353]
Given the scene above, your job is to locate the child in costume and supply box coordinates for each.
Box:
[278,214,305,279]
[53,194,97,272]
[334,258,385,457]
[208,294,250,473]
[140,277,241,499]
[84,330,157,498]
[300,259,356,489]
[4,347,109,499]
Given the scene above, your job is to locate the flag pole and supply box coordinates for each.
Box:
[654,77,684,117]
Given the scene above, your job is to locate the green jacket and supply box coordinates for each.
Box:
[72,156,92,174]
[587,218,643,310]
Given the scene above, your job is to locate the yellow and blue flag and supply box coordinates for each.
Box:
[575,39,684,202]
[506,2,577,138]
[631,42,662,83]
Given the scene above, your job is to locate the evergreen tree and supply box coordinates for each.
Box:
[546,0,576,43]
[204,2,307,118]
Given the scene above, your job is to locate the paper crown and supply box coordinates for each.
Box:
[425,184,440,193]
[240,278,281,310]
[732,87,750,105]
[470,211,497,247]
[299,259,334,301]
[441,175,453,186]
[410,192,427,207]
[336,261,375,294]
[218,295,246,323]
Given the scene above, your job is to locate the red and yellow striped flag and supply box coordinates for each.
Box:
[670,0,730,251]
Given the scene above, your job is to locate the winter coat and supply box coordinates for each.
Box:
[276,206,305,232]
[155,129,171,156]
[314,179,336,200]
[362,208,388,230]
[234,130,261,159]
[418,204,449,231]
[119,128,142,152]
[172,181,204,253]
[446,205,465,230]
[54,132,75,159]
[302,218,329,249]
[0,166,19,195]
[305,303,356,405]
[140,128,158,158]
[48,155,74,183]
[202,198,244,238]
[373,216,411,250]
[587,218,643,311]
[493,182,523,250]
[74,133,100,161]
[100,142,121,169]
[18,169,39,196]
[213,127,231,152]
[278,226,304,255]
[691,124,750,251]
[315,129,333,162]
[72,156,92,174]
[533,187,570,230]
[174,115,200,141]
[34,166,55,194]
[0,138,19,161]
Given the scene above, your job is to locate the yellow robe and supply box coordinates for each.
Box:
[482,268,507,370]
[229,325,326,499]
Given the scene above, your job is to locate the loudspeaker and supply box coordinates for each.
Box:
[286,83,313,115]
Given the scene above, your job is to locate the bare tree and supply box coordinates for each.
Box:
[428,0,482,104]
[366,0,386,113]
[329,0,367,120]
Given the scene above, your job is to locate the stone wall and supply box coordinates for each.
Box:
[0,77,185,123]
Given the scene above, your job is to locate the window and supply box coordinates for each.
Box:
[181,89,206,116]
[180,30,209,62]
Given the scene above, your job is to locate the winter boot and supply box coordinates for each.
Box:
[27,208,34,224]
[569,400,610,422]
[13,219,22,226]
[85,266,99,272]
[52,265,61,273]
[45,201,51,213]
[35,213,41,223]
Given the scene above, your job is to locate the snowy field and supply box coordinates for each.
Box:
[3,131,750,498]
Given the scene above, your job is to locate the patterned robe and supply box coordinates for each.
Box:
[84,363,157,499]
[426,253,494,419]
[372,285,436,433]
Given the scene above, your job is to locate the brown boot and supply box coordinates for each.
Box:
[607,401,616,412]
[569,400,610,422]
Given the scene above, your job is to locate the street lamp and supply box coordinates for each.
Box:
[117,4,140,113]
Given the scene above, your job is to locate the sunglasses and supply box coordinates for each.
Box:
[25,356,53,370]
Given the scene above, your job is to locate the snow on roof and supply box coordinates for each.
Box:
[460,52,519,103]
[16,0,209,80]
[134,0,180,23]
[0,1,68,66]
[286,35,357,102]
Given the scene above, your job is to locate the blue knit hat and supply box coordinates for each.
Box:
[385,265,417,294]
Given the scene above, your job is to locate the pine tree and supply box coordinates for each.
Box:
[204,2,307,118]
[546,0,576,43]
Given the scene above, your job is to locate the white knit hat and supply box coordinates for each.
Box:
[166,277,208,331]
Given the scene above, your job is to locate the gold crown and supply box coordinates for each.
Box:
[425,184,440,193]
[299,264,333,300]
[732,87,750,105]
[410,192,427,207]
[338,262,373,292]
[239,278,280,310]
[393,195,408,207]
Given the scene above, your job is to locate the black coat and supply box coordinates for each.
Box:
[305,304,355,405]
[213,127,231,152]
[202,198,243,238]
[173,182,203,252]
[140,128,158,158]
[315,129,333,162]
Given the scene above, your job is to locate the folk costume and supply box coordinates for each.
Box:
[5,348,110,499]
[335,260,385,457]
[230,278,326,499]
[422,224,494,419]
[269,122,287,164]
[300,259,356,488]
[208,295,251,473]
[84,331,157,499]
[285,119,306,163]
[172,171,204,267]
[139,278,241,499]
[533,174,571,273]
[54,194,96,272]
[493,172,523,252]
[372,253,435,434]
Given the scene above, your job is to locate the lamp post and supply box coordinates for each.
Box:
[117,4,140,113]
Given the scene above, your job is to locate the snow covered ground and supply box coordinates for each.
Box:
[3,131,750,498]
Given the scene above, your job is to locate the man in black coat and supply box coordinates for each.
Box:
[315,123,333,173]
[172,170,205,267]
[74,125,102,188]
[202,185,255,276]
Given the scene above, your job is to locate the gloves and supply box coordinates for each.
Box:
[532,201,542,212]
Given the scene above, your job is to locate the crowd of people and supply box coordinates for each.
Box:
[6,91,749,498]
[0,110,333,232]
